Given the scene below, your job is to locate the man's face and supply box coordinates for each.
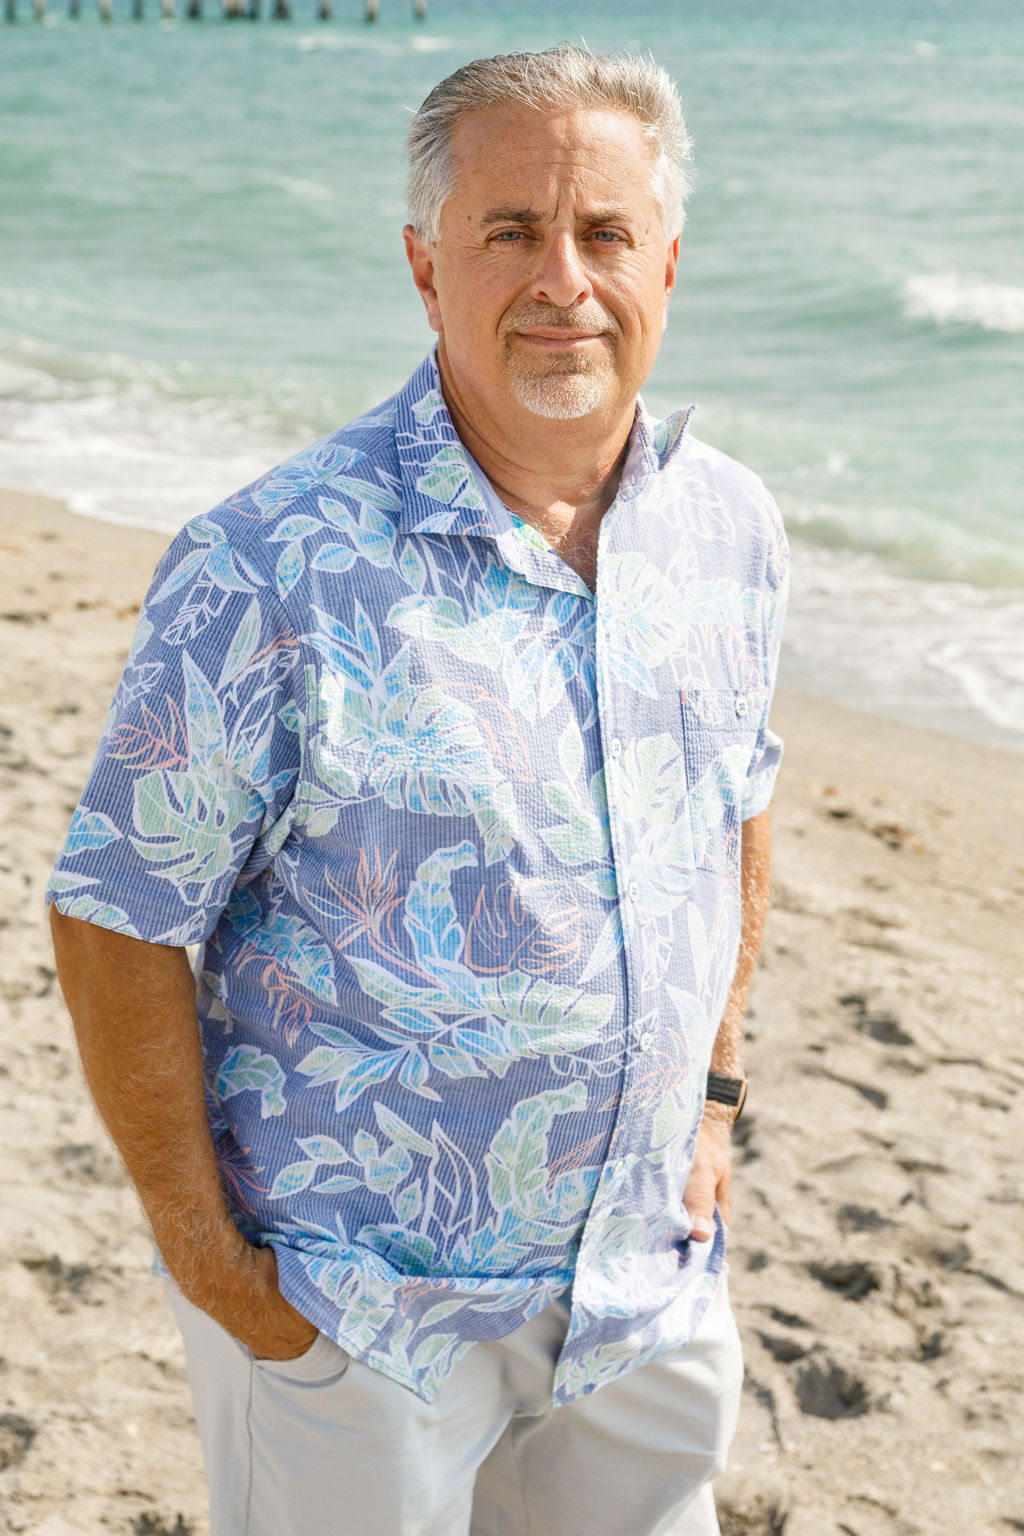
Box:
[405,103,679,431]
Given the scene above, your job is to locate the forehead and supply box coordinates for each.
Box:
[445,103,659,217]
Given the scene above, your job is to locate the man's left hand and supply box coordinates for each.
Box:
[683,1112,733,1242]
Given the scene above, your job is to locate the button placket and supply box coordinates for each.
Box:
[580,515,657,1227]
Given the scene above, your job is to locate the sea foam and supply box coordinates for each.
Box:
[902,273,1024,333]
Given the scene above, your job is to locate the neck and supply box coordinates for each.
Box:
[436,344,636,532]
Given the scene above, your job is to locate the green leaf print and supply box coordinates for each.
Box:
[52,894,138,935]
[311,543,359,574]
[479,974,612,1054]
[215,597,262,691]
[410,387,445,427]
[388,594,498,667]
[182,651,228,768]
[616,734,686,832]
[345,955,456,1015]
[296,1135,352,1163]
[127,614,153,662]
[428,1041,485,1079]
[392,1181,422,1224]
[404,841,477,986]
[578,907,624,984]
[131,770,256,888]
[485,1082,586,1222]
[415,446,484,511]
[269,1160,317,1199]
[315,1174,363,1194]
[216,1045,286,1118]
[350,505,397,567]
[373,1103,435,1159]
[326,476,402,515]
[557,720,585,783]
[399,543,427,592]
[268,514,324,544]
[276,540,306,598]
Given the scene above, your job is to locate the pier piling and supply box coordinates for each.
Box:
[0,0,436,22]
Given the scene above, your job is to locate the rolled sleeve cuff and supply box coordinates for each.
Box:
[741,727,783,820]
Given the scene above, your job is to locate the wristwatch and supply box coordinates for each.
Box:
[706,1072,748,1121]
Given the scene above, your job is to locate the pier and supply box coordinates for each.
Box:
[5,0,424,19]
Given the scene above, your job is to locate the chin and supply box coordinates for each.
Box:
[509,371,612,422]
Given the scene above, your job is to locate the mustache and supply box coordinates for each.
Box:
[501,303,615,334]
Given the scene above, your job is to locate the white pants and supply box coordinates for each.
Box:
[167,1275,743,1536]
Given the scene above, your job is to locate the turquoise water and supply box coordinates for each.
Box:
[2,0,1022,744]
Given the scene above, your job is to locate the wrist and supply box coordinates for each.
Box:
[157,1215,253,1305]
[700,1102,736,1139]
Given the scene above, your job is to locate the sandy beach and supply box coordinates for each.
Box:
[1,485,1022,1536]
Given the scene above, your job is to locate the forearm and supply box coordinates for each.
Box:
[49,911,248,1300]
[705,807,772,1123]
[51,909,316,1355]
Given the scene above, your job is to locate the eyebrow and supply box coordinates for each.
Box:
[478,206,635,230]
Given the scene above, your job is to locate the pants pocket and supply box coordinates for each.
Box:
[251,1330,350,1387]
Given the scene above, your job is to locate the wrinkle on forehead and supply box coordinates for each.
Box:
[444,106,661,233]
[450,106,655,184]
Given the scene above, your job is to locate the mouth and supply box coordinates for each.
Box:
[512,329,608,350]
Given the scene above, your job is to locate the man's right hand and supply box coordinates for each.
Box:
[181,1240,319,1362]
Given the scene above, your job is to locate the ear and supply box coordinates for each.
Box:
[664,235,680,302]
[661,235,680,333]
[404,224,444,335]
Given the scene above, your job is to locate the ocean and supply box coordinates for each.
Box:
[2,0,1022,748]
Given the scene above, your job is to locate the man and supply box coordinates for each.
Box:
[49,45,787,1536]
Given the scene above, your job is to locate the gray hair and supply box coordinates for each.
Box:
[407,45,693,243]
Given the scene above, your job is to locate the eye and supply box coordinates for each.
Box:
[590,228,627,244]
[489,229,527,244]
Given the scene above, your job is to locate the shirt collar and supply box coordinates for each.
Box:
[392,350,696,536]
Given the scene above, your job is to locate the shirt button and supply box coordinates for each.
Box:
[734,695,749,718]
[638,1032,654,1052]
[627,881,639,903]
[609,737,622,759]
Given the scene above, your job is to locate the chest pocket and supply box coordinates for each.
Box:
[680,686,767,868]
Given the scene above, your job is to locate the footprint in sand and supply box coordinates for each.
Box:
[808,1259,881,1301]
[794,1354,871,1420]
[0,1413,36,1472]
[839,993,915,1046]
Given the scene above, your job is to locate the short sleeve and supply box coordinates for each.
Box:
[46,521,306,946]
[741,503,789,821]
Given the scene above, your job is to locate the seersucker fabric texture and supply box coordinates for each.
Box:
[47,351,788,1405]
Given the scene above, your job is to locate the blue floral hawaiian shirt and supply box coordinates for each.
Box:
[47,352,788,1406]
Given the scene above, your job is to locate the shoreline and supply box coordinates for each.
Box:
[1,484,1022,1536]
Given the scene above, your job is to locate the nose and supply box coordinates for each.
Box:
[530,232,594,310]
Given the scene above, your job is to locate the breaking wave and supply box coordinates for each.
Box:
[902,273,1024,333]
